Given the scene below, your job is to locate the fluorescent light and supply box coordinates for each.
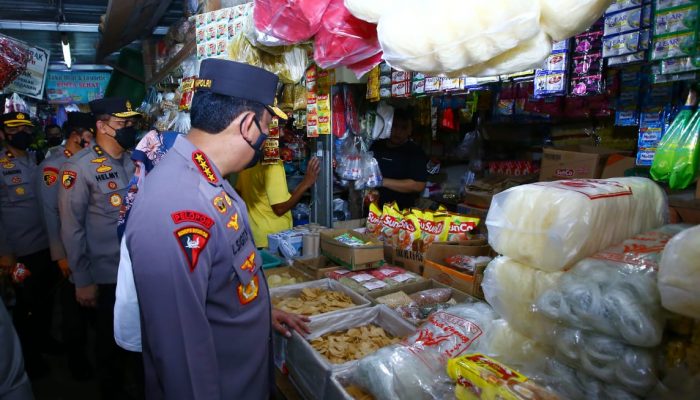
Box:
[61,35,72,69]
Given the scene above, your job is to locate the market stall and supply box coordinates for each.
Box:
[2,0,700,399]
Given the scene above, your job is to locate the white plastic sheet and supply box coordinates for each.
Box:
[486,178,668,271]
[658,225,700,319]
[540,0,613,41]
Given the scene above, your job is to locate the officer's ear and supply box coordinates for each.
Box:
[238,111,256,141]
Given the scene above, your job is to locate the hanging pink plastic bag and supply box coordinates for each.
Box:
[348,52,383,78]
[253,0,332,44]
[313,0,382,70]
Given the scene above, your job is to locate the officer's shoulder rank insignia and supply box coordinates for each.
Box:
[91,157,107,164]
[238,275,259,305]
[96,164,112,173]
[227,213,239,230]
[192,150,218,184]
[174,226,211,272]
[62,170,77,189]
[43,167,59,187]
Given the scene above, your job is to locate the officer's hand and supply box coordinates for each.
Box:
[57,259,71,278]
[0,254,17,271]
[75,284,98,308]
[302,157,320,189]
[271,308,311,338]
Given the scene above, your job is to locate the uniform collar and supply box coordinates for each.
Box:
[173,135,225,187]
[64,148,73,158]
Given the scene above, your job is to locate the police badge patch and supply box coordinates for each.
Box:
[174,226,211,272]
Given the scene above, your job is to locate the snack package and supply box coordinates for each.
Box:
[397,210,422,251]
[447,354,558,400]
[419,212,450,248]
[379,203,403,245]
[366,202,382,236]
[445,255,493,274]
[446,214,480,242]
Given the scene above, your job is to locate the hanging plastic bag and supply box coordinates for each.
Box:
[313,0,382,70]
[651,106,696,184]
[364,151,383,188]
[4,93,29,114]
[332,89,347,138]
[0,34,32,90]
[253,0,332,44]
[372,101,393,140]
[440,107,458,132]
[228,33,262,67]
[668,109,700,190]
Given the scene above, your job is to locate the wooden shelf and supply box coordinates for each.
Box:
[146,38,196,87]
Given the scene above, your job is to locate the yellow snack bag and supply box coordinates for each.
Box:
[397,210,422,251]
[366,203,382,236]
[420,211,450,248]
[447,213,480,242]
[380,203,402,245]
[447,354,558,400]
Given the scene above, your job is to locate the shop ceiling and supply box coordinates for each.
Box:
[0,0,185,68]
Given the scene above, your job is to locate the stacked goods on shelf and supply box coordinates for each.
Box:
[603,0,652,67]
[651,0,700,82]
[637,83,675,166]
[482,177,673,398]
[535,39,570,98]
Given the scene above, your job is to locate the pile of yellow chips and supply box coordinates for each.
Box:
[310,324,400,364]
[273,287,355,316]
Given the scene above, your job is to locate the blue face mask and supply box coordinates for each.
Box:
[242,117,267,169]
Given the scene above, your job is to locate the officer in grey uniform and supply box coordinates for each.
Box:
[0,111,59,378]
[36,111,95,380]
[58,98,138,399]
[0,300,33,400]
[126,59,309,400]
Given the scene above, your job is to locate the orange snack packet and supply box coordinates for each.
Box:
[397,209,423,251]
[446,213,480,242]
[379,203,402,245]
[366,203,382,236]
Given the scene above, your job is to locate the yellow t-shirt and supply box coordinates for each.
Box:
[235,161,292,248]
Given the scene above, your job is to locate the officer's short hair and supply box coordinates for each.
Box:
[45,124,62,134]
[190,91,266,135]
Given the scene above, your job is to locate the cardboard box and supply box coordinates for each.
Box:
[422,241,494,299]
[293,256,340,280]
[601,154,636,178]
[462,190,494,209]
[320,229,384,270]
[332,218,367,230]
[391,247,424,274]
[539,146,617,181]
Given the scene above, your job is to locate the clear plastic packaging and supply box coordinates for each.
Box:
[353,302,498,400]
[409,288,453,307]
[376,0,542,75]
[540,0,613,41]
[658,225,700,319]
[535,224,690,347]
[485,177,668,271]
[540,358,641,400]
[0,34,31,90]
[550,326,658,395]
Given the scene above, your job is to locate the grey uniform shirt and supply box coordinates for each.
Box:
[36,147,72,261]
[0,148,49,257]
[58,145,134,287]
[126,136,272,400]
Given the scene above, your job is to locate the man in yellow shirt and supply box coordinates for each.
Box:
[236,157,319,247]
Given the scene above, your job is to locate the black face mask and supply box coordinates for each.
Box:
[108,125,137,150]
[47,136,63,147]
[79,138,90,148]
[242,117,268,170]
[8,131,33,151]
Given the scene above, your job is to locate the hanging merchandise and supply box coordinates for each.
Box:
[651,1,700,62]
[262,117,281,165]
[0,34,32,90]
[658,225,700,319]
[372,101,393,140]
[535,39,572,98]
[4,93,29,114]
[440,105,458,132]
[253,0,332,44]
[313,0,382,71]
[306,65,335,138]
[178,57,199,111]
[171,111,191,135]
[332,88,347,138]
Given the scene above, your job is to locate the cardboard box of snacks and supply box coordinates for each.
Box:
[320,229,385,270]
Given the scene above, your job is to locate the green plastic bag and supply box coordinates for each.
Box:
[650,107,695,183]
[669,109,700,189]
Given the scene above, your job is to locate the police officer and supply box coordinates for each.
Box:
[126,59,310,400]
[36,112,95,380]
[58,98,138,398]
[0,111,60,378]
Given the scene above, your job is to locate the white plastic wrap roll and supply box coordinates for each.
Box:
[344,0,398,23]
[463,31,553,77]
[377,0,542,74]
[486,178,668,271]
[481,256,562,341]
[485,319,552,374]
[539,0,614,41]
[658,225,700,319]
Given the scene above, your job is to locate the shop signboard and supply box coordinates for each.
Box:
[45,71,111,104]
[7,45,50,100]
